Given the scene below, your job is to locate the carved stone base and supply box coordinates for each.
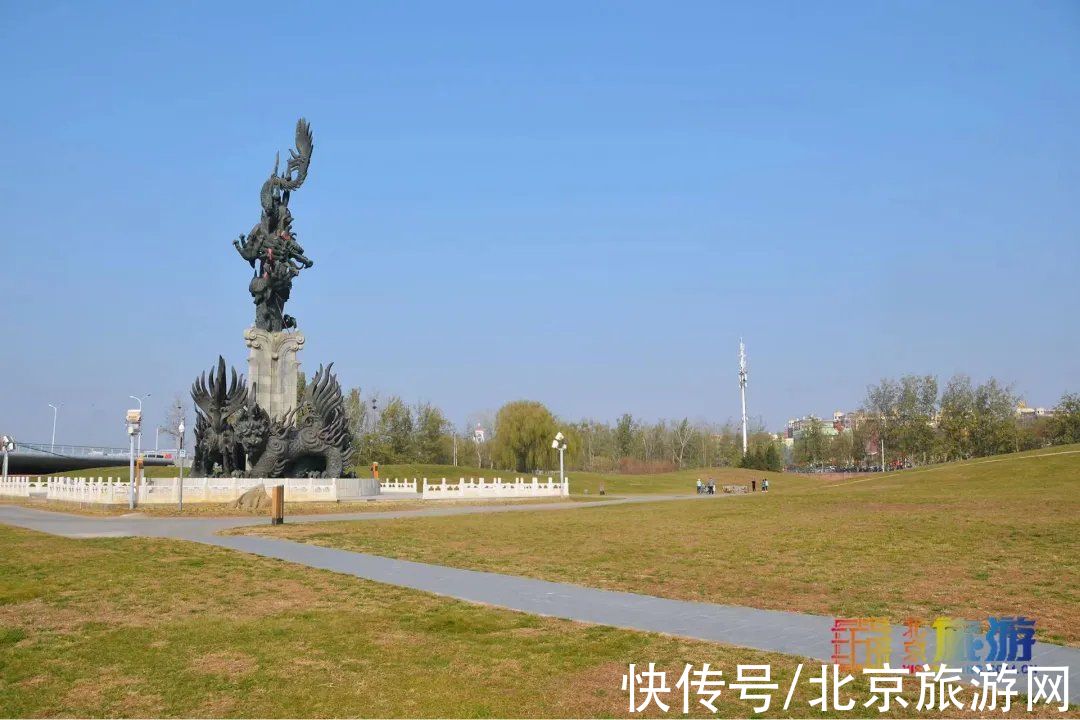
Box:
[244,327,305,421]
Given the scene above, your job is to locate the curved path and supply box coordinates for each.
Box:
[1,500,1076,702]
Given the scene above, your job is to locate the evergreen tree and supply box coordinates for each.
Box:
[764,442,782,471]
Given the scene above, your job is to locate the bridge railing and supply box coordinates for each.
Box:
[13,442,177,460]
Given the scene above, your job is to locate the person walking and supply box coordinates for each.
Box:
[762,478,769,493]
[696,478,703,495]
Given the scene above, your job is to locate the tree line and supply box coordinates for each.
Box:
[329,383,783,474]
[302,372,1079,474]
[793,374,1080,469]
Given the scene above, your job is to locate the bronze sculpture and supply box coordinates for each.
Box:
[190,119,354,478]
[190,357,247,477]
[234,119,315,332]
[191,358,353,479]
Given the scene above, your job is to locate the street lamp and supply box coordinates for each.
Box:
[126,407,142,510]
[177,416,185,511]
[1,435,14,482]
[551,431,567,485]
[48,404,59,451]
[129,395,147,459]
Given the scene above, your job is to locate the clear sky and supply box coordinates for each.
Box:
[1,1,1078,448]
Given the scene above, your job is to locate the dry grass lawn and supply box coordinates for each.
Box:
[3,523,1073,717]
[243,447,1080,646]
[5,524,1056,718]
[0,494,604,518]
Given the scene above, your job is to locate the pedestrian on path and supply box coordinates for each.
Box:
[762,478,769,493]
[696,478,702,494]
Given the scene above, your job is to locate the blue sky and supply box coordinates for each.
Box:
[1,1,1078,447]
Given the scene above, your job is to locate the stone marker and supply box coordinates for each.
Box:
[233,484,272,512]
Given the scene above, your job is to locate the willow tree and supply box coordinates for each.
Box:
[492,400,556,473]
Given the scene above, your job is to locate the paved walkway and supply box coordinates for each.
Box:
[1,501,1076,701]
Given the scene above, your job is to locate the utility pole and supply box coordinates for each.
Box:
[739,339,749,456]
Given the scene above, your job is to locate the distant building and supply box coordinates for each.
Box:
[1016,402,1055,424]
[786,414,841,440]
[832,410,870,432]
[472,423,487,443]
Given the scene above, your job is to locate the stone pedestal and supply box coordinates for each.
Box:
[244,327,305,421]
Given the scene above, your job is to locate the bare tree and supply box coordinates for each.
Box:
[159,394,187,447]
[668,418,694,467]
[638,426,652,461]
[695,420,715,467]
[465,410,495,468]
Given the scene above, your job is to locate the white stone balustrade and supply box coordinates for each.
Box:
[0,475,378,504]
[420,476,569,500]
[1,474,570,504]
[0,475,46,497]
[47,476,131,503]
[379,479,418,494]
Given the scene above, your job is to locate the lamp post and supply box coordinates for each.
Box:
[48,404,59,451]
[177,417,185,511]
[129,395,146,460]
[551,431,567,485]
[1,435,13,482]
[126,407,142,510]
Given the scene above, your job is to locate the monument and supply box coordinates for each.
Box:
[189,119,354,479]
[235,118,313,421]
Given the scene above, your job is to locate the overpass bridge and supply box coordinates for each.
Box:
[2,442,178,475]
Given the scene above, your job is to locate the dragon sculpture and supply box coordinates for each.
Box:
[234,118,315,332]
[190,356,247,477]
[191,359,353,479]
[232,364,353,478]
